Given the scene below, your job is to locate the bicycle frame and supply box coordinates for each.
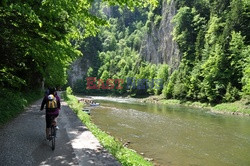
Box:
[50,118,57,150]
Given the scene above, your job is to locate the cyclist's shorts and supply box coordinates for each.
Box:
[46,114,59,128]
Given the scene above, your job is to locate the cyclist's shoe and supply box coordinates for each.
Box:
[55,126,59,130]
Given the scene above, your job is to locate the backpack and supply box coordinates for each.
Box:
[47,94,57,110]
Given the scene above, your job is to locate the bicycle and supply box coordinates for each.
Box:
[48,117,57,151]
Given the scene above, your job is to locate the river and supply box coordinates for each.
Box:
[83,96,250,166]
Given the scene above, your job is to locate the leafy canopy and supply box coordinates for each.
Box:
[0,0,157,89]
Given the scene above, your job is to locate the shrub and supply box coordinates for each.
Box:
[0,89,42,125]
[223,83,240,102]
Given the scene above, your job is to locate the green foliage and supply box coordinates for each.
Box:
[0,0,98,89]
[103,34,118,51]
[72,0,250,106]
[0,89,42,125]
[100,70,110,81]
[1,0,157,91]
[214,99,250,114]
[66,86,73,96]
[154,64,169,95]
[169,0,249,104]
[172,6,196,60]
[228,31,246,88]
[187,63,202,100]
[167,0,172,5]
[154,15,162,27]
[200,44,227,103]
[81,6,153,95]
[172,64,190,99]
[87,67,94,77]
[73,79,86,94]
[242,47,250,95]
[146,20,152,33]
[163,70,178,99]
[148,11,154,22]
[103,0,158,10]
[223,83,240,102]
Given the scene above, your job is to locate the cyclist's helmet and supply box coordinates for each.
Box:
[48,94,54,100]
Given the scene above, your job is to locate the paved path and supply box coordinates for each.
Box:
[0,97,121,166]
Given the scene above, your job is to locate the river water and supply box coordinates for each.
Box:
[85,96,250,166]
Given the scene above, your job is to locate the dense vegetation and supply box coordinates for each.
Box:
[0,89,42,125]
[74,2,170,96]
[75,0,249,105]
[0,0,157,123]
[0,0,157,91]
[169,0,250,103]
[2,0,248,105]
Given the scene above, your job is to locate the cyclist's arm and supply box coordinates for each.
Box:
[40,96,46,110]
[57,97,61,109]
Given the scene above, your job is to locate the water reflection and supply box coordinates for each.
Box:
[87,97,250,166]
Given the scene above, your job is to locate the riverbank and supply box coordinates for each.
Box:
[77,92,250,116]
[64,87,153,166]
[140,95,250,116]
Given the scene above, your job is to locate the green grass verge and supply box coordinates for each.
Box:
[0,88,43,126]
[62,87,153,166]
[160,100,210,108]
[213,98,250,115]
[142,95,250,115]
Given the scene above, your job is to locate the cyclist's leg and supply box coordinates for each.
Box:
[51,114,59,127]
[45,114,52,139]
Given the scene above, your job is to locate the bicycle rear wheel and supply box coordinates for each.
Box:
[51,126,56,150]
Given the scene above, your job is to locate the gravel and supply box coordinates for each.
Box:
[0,97,121,166]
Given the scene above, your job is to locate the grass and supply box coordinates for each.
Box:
[142,95,208,107]
[141,95,250,115]
[213,98,250,115]
[0,88,43,126]
[63,87,153,166]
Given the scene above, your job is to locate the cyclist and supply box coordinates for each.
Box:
[40,88,61,140]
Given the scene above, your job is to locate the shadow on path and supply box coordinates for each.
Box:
[0,97,120,166]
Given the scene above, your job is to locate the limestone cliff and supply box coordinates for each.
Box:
[68,0,181,86]
[140,0,180,70]
[67,56,90,87]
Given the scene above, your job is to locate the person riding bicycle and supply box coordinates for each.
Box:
[40,88,61,140]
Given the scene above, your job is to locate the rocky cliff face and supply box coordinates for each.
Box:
[140,0,181,70]
[67,56,90,87]
[67,34,101,87]
[68,0,180,86]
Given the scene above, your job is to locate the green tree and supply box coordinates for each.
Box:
[224,83,240,102]
[0,0,157,90]
[154,64,168,95]
[228,31,246,88]
[242,46,250,96]
[172,7,196,62]
[163,70,178,99]
[187,63,202,100]
[200,44,227,103]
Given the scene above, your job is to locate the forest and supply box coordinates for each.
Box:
[0,0,157,124]
[0,0,155,89]
[1,0,249,105]
[0,1,249,165]
[73,0,250,104]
